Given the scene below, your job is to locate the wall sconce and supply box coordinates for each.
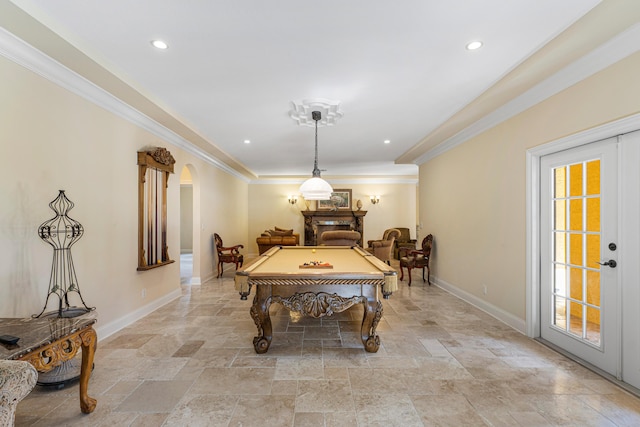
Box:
[288,195,298,205]
[370,195,380,205]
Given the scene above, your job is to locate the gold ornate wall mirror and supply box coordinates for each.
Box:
[137,147,175,270]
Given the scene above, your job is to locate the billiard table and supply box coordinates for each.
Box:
[234,245,397,353]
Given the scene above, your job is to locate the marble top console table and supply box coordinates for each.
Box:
[0,311,98,414]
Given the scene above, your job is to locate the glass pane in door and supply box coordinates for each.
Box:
[551,160,601,346]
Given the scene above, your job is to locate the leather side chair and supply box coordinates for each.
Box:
[393,227,417,259]
[319,230,361,246]
[366,228,401,265]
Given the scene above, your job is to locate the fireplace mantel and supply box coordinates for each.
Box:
[301,210,367,246]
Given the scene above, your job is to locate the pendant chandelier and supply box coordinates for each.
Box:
[299,111,333,200]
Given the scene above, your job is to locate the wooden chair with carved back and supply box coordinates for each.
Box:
[399,234,433,286]
[214,233,244,278]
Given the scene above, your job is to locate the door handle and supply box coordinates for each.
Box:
[596,260,617,268]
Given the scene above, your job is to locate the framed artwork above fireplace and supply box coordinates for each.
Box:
[317,189,352,210]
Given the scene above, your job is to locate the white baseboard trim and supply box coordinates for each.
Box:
[94,288,182,340]
[433,276,526,334]
[189,276,202,285]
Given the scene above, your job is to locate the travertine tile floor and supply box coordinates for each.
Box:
[14,263,640,426]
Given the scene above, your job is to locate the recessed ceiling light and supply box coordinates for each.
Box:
[384,140,391,144]
[151,40,168,50]
[466,41,483,51]
[244,140,251,144]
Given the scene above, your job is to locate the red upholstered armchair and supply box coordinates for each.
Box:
[214,233,244,278]
[399,234,433,286]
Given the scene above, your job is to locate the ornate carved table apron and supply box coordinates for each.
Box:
[0,313,98,414]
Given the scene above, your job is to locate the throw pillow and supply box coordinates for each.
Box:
[274,226,293,233]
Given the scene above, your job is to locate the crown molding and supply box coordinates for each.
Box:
[414,23,640,165]
[0,26,250,183]
[250,177,418,185]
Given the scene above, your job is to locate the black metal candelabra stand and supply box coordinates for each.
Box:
[34,190,94,318]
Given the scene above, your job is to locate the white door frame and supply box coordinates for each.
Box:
[526,112,640,339]
[539,138,619,376]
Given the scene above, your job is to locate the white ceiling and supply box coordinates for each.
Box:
[9,0,601,178]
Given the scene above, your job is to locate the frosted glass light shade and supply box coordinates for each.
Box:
[299,177,333,200]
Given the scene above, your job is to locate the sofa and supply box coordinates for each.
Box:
[257,227,300,254]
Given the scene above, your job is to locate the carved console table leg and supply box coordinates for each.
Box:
[361,300,383,353]
[79,327,97,414]
[18,324,98,414]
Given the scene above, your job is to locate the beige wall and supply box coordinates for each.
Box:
[0,55,249,333]
[247,182,417,255]
[419,51,640,321]
[195,160,249,280]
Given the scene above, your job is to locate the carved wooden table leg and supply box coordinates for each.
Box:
[361,300,383,353]
[250,288,273,354]
[79,326,97,414]
[17,322,98,414]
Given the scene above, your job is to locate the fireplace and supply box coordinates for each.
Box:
[301,210,367,246]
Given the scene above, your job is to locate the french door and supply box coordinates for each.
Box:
[540,138,619,376]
